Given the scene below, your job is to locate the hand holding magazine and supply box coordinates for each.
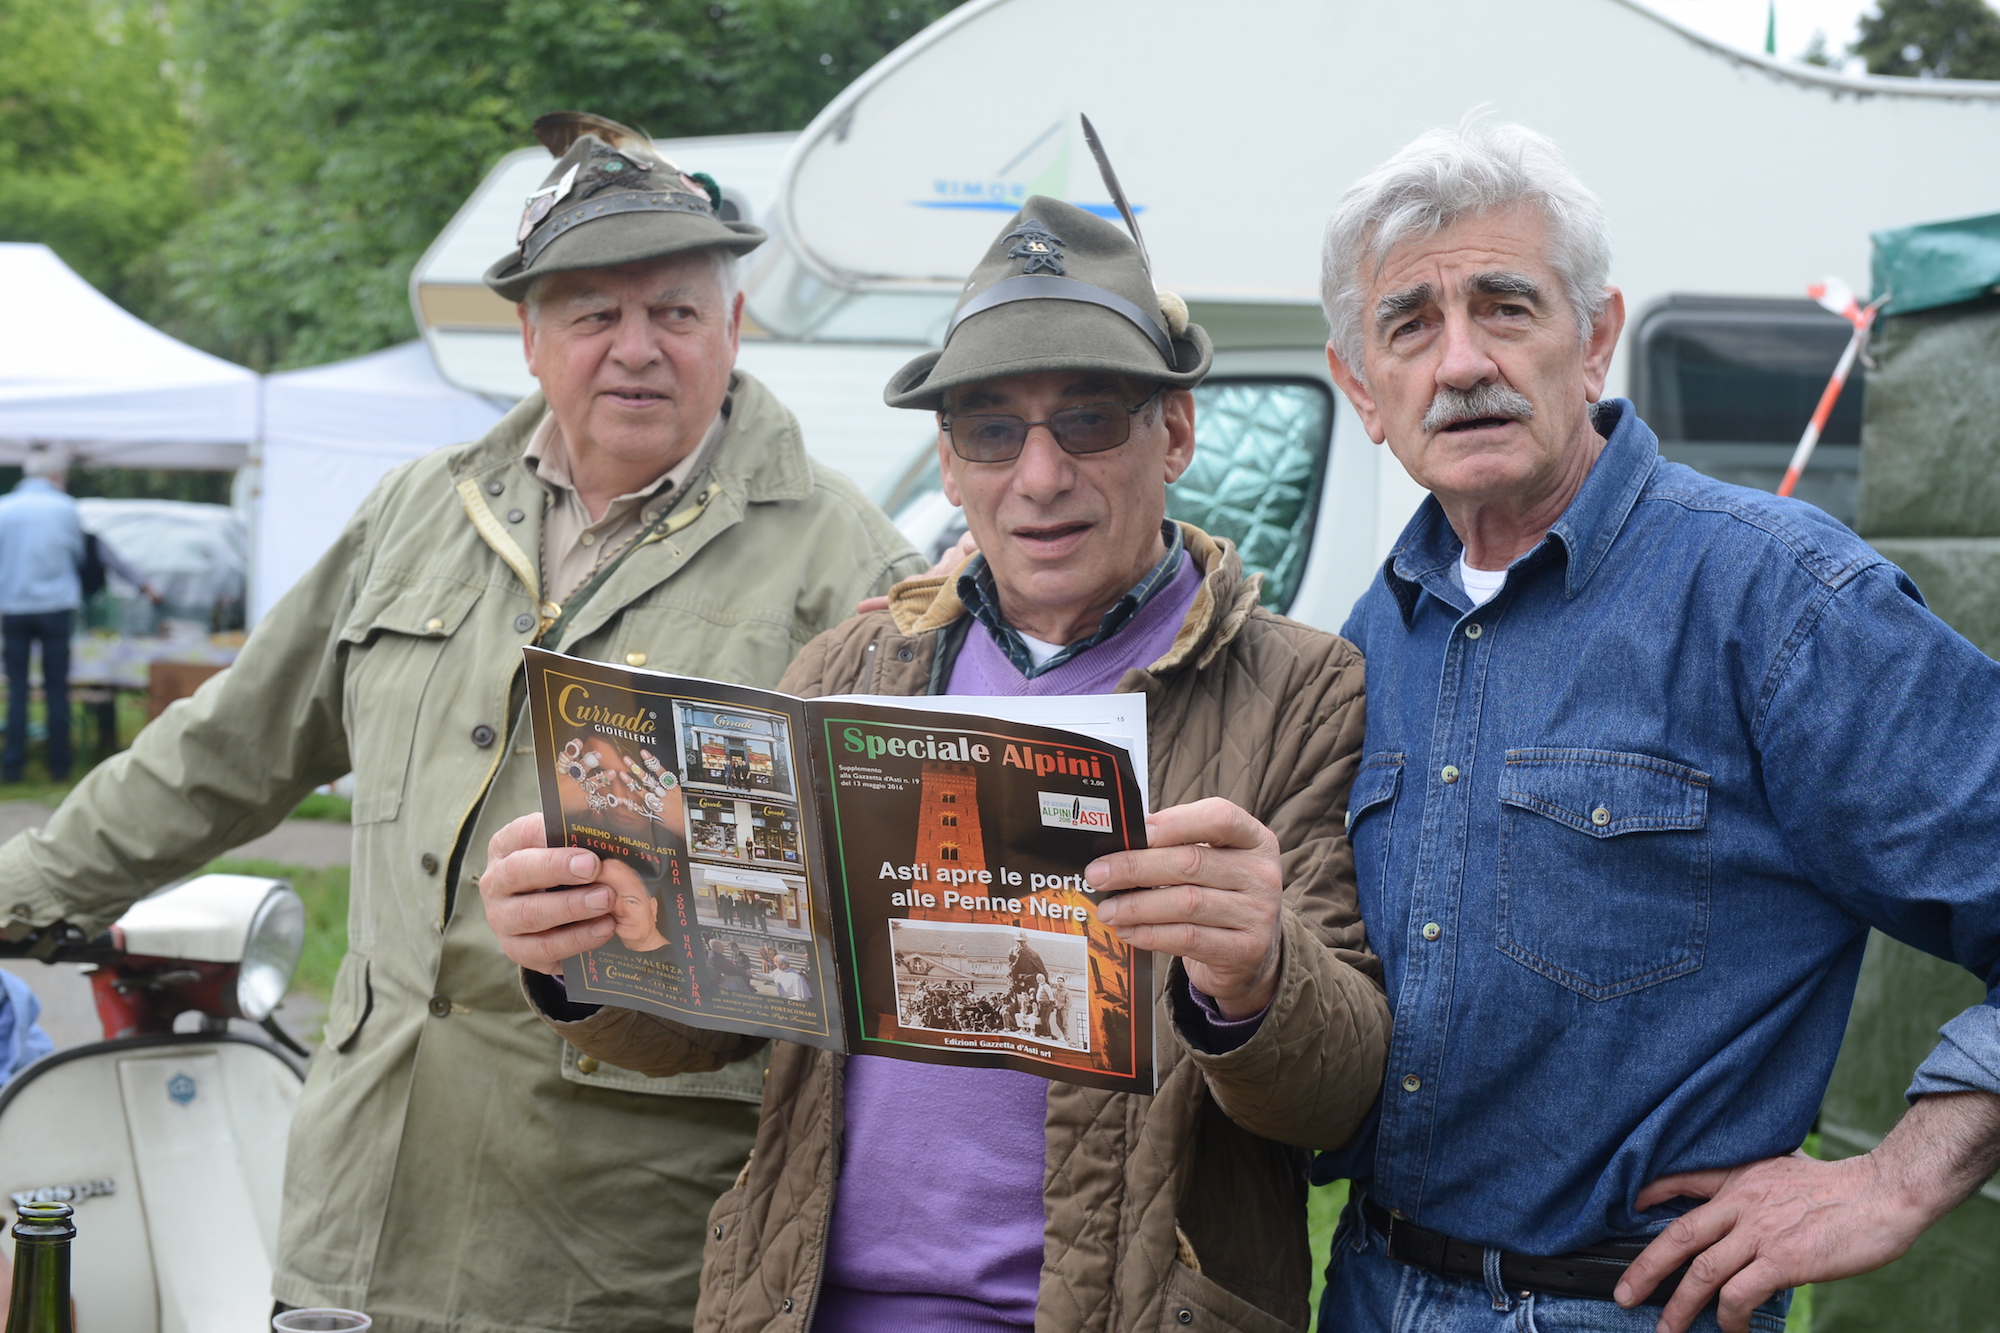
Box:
[522,647,1157,1093]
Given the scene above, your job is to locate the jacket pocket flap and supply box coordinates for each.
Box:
[1345,753,1404,832]
[1499,748,1709,837]
[323,952,373,1052]
[560,1041,768,1104]
[337,577,481,646]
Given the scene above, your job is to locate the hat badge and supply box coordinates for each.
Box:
[1004,219,1066,276]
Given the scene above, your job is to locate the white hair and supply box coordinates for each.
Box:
[23,446,71,480]
[1319,117,1611,373]
[523,245,739,321]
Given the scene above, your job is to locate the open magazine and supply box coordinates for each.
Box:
[522,647,1156,1093]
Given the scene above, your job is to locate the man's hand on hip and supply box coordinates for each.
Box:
[1084,797,1283,1020]
[1619,1089,2000,1333]
[479,813,635,974]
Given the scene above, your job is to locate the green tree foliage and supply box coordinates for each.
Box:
[0,0,195,305]
[153,0,958,369]
[1852,0,2000,80]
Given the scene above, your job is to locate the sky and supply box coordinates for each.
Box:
[1637,0,1875,72]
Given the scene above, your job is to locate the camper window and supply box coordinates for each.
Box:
[1633,296,1862,527]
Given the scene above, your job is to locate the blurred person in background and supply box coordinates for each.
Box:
[0,445,84,783]
[0,111,921,1333]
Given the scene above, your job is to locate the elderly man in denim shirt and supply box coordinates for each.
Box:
[0,448,85,783]
[1313,121,2000,1333]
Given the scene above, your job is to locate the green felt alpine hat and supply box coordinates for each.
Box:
[884,195,1210,411]
[484,111,766,303]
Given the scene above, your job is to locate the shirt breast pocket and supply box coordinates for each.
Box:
[1496,748,1710,1001]
[337,579,480,824]
[1345,752,1404,891]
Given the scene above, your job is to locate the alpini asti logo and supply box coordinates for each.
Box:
[557,683,657,737]
[1038,791,1112,832]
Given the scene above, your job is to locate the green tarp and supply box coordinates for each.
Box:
[1871,210,2000,316]
[1819,213,2000,1333]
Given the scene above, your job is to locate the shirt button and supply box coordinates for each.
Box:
[625,651,648,667]
[471,724,496,748]
[577,1056,600,1074]
[485,479,504,496]
[428,994,452,1018]
[515,613,536,633]
[713,1224,725,1239]
[1177,1310,1194,1325]
[1401,1074,1422,1093]
[897,646,915,662]
[1422,922,1441,941]
[1440,765,1460,784]
[1591,806,1611,826]
[781,1298,794,1313]
[424,617,444,633]
[420,852,439,874]
[507,508,525,523]
[580,532,597,547]
[1464,622,1483,639]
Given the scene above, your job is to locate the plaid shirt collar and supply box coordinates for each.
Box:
[957,522,1185,679]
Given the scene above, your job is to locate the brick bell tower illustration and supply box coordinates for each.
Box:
[909,762,991,919]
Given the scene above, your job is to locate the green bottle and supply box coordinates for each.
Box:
[5,1201,75,1333]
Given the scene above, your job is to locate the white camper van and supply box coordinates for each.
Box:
[413,0,2000,632]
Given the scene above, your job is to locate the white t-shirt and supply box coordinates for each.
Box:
[1458,555,1507,607]
[1018,633,1065,668]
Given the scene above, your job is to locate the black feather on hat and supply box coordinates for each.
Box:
[884,117,1209,411]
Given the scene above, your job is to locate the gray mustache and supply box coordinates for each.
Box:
[1422,383,1536,433]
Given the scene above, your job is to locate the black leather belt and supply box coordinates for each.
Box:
[1361,1197,1691,1308]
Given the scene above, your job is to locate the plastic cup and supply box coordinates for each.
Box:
[273,1311,372,1332]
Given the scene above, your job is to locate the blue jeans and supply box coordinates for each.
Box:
[1318,1199,1789,1333]
[3,610,71,781]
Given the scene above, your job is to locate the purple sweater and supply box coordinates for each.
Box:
[811,555,1204,1332]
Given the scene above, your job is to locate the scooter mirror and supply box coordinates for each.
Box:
[114,875,306,1020]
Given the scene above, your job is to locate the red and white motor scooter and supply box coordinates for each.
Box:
[0,873,308,1330]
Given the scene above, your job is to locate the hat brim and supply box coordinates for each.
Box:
[884,301,1212,411]
[484,211,766,302]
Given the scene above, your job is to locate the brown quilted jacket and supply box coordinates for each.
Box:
[533,524,1391,1333]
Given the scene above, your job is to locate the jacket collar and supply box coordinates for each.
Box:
[444,368,814,615]
[888,521,1263,677]
[448,369,815,506]
[1382,398,1658,626]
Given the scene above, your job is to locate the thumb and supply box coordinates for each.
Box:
[1635,1168,1729,1212]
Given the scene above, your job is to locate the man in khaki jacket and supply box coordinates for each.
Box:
[483,190,1393,1331]
[0,114,922,1332]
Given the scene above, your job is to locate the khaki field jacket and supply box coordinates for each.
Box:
[0,371,925,1333]
[537,525,1392,1333]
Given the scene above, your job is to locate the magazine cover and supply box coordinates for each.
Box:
[523,648,843,1050]
[523,650,1154,1090]
[809,700,1153,1093]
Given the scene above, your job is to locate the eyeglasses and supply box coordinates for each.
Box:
[941,387,1162,463]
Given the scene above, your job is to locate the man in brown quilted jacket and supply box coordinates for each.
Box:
[481,191,1392,1332]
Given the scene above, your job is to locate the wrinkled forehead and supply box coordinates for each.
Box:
[1367,204,1560,304]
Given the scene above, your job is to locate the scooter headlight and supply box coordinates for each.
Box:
[236,886,306,1022]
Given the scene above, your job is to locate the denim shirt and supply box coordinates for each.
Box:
[1322,400,2000,1256]
[0,479,83,615]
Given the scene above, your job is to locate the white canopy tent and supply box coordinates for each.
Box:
[253,341,505,622]
[0,243,259,468]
